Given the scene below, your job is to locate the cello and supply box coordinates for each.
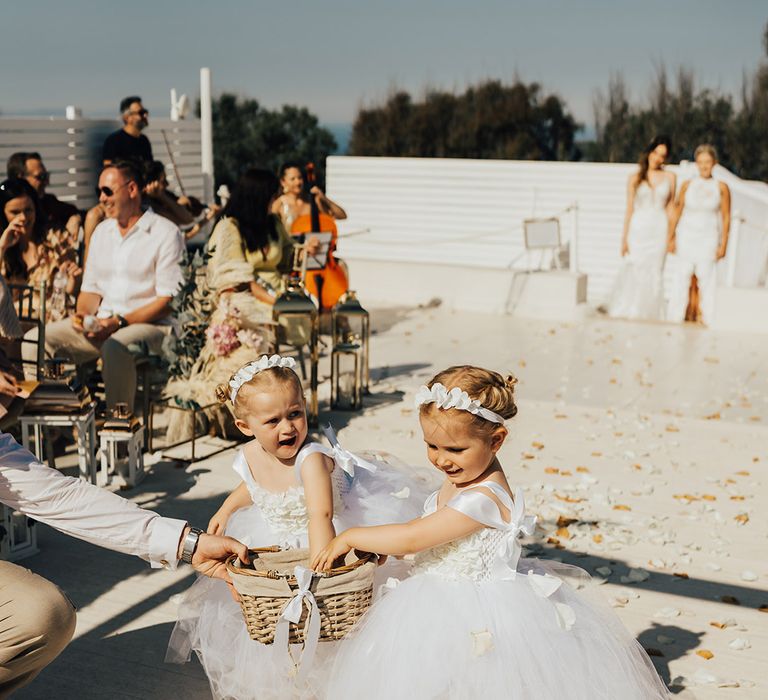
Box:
[290,163,349,311]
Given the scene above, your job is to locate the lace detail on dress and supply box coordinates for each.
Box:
[411,528,506,582]
[249,484,309,548]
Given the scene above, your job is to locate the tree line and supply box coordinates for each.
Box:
[206,22,768,188]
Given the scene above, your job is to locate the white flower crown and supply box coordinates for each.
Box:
[229,354,297,403]
[414,383,506,424]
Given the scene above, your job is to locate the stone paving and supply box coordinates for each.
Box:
[16,305,767,699]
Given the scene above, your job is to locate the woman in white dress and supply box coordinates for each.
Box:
[609,136,676,320]
[667,144,731,325]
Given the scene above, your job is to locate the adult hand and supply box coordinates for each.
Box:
[309,185,323,198]
[0,371,19,398]
[0,215,25,252]
[305,235,321,256]
[667,239,676,254]
[84,316,119,342]
[192,533,250,584]
[311,534,353,572]
[716,246,727,261]
[144,180,163,198]
[71,314,85,332]
[620,239,629,257]
[60,260,82,281]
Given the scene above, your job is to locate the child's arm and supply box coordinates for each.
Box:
[207,481,252,535]
[312,505,484,572]
[301,453,337,559]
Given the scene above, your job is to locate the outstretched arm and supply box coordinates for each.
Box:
[208,481,252,535]
[312,505,483,571]
[301,452,337,559]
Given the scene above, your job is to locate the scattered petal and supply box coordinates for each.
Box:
[740,570,758,582]
[654,607,681,619]
[696,649,714,660]
[471,630,495,657]
[728,638,751,651]
[391,487,411,499]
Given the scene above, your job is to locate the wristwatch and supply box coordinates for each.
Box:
[180,527,204,564]
[115,315,129,329]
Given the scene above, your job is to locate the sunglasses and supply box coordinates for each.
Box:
[96,181,131,197]
[29,171,49,183]
[126,109,149,117]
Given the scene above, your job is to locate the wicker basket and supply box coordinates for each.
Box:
[226,547,376,645]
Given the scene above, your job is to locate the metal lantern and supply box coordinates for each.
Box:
[273,280,320,426]
[331,291,370,410]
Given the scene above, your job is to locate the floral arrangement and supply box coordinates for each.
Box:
[204,295,270,357]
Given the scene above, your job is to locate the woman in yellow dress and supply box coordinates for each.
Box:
[166,169,293,439]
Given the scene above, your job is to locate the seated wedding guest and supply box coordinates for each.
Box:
[36,161,184,409]
[0,179,81,322]
[84,96,154,258]
[271,161,347,230]
[6,151,81,245]
[164,168,285,442]
[0,430,248,695]
[144,160,220,241]
[0,275,25,429]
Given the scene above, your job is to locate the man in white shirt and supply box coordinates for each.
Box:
[39,160,184,408]
[0,432,248,695]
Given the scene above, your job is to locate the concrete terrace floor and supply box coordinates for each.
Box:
[16,305,767,699]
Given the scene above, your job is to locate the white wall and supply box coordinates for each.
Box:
[327,156,768,306]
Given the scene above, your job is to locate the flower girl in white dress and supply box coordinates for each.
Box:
[314,365,670,699]
[166,355,428,700]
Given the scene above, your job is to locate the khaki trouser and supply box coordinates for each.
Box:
[0,561,76,697]
[25,319,171,409]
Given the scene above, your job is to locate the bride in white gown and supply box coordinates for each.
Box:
[608,136,676,320]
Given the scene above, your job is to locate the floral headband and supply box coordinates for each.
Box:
[414,383,505,424]
[230,354,296,403]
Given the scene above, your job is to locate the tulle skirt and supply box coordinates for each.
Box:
[325,559,670,700]
[167,457,435,700]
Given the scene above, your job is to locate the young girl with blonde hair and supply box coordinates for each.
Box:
[167,355,428,699]
[314,365,670,699]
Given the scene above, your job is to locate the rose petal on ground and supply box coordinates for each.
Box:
[740,570,758,582]
[728,638,751,650]
[696,649,714,660]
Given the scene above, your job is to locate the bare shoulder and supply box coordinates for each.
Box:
[300,450,334,474]
[719,181,731,196]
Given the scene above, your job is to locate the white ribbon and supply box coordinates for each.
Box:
[322,424,378,478]
[414,383,506,424]
[273,565,321,683]
[491,491,537,581]
[229,354,297,403]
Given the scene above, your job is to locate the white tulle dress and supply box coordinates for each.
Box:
[166,430,430,700]
[609,179,671,320]
[324,481,670,700]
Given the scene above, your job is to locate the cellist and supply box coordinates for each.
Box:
[271,162,346,230]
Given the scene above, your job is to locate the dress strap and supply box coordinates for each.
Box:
[321,424,378,478]
[447,484,536,580]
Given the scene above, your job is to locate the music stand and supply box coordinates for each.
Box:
[298,232,333,311]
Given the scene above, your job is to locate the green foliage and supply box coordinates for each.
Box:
[349,80,582,161]
[589,23,768,182]
[202,94,338,189]
[163,248,212,381]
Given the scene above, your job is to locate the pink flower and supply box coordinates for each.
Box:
[206,322,241,356]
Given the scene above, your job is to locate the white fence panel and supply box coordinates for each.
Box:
[327,156,768,304]
[0,117,204,209]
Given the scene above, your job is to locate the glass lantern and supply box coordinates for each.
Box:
[331,291,370,410]
[273,280,320,426]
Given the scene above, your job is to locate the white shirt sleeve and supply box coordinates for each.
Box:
[154,224,185,298]
[80,223,106,296]
[0,433,186,569]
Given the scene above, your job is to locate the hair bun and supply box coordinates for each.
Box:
[214,383,230,404]
[505,374,518,389]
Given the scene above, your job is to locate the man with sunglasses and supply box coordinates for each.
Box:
[6,151,81,236]
[102,96,153,167]
[39,160,184,410]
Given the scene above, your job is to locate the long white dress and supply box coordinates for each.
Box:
[609,179,671,320]
[166,432,431,700]
[325,482,670,699]
[667,176,722,324]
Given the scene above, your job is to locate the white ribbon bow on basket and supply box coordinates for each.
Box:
[322,424,378,478]
[273,566,321,682]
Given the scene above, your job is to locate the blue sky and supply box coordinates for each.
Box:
[2,0,765,130]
